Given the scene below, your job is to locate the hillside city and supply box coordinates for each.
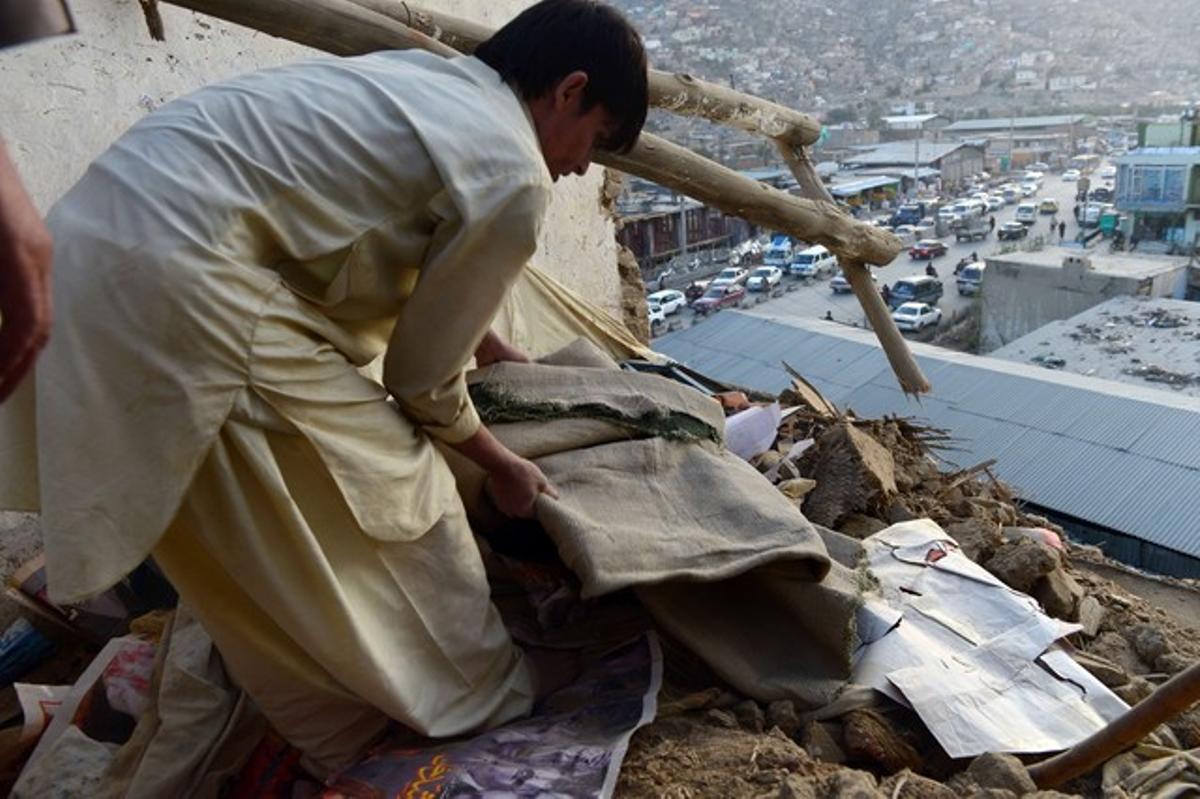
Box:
[613,0,1200,153]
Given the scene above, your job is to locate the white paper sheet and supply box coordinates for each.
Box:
[851,520,1127,758]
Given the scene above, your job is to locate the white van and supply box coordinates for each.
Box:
[789,245,839,278]
[957,262,986,296]
[1015,202,1038,225]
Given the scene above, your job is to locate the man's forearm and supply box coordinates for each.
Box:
[449,423,520,474]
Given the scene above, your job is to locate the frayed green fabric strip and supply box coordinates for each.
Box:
[470,383,722,445]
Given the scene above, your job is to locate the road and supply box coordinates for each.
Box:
[651,169,1090,344]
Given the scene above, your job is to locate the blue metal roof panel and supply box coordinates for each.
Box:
[652,315,1200,558]
[1127,411,1200,470]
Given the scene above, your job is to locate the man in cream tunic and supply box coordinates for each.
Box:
[0,0,648,773]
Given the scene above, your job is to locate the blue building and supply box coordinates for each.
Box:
[1114,147,1200,253]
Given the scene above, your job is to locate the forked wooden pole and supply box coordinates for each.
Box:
[778,142,929,394]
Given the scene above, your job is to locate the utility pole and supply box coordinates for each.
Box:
[914,135,920,199]
[1009,111,1016,174]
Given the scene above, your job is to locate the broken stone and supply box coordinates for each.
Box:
[767,699,802,738]
[884,500,917,524]
[878,770,957,799]
[837,513,889,540]
[945,518,1003,563]
[842,709,923,773]
[1071,650,1130,688]
[799,421,897,528]
[819,769,882,799]
[984,539,1059,593]
[1077,596,1105,637]
[1155,652,1191,675]
[704,707,738,729]
[801,721,846,764]
[777,774,818,799]
[778,478,817,501]
[656,687,724,717]
[1130,623,1170,664]
[948,499,976,517]
[1114,675,1155,705]
[1033,569,1085,620]
[733,699,766,733]
[1089,631,1143,676]
[965,752,1036,795]
[1169,709,1200,749]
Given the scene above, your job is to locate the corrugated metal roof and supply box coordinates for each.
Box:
[842,140,970,167]
[653,312,1200,559]
[943,115,1088,132]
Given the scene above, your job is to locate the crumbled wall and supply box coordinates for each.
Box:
[0,0,623,317]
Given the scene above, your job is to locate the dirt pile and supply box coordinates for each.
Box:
[616,382,1200,798]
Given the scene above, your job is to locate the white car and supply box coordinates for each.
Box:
[746,265,783,291]
[985,195,1006,212]
[1062,169,1081,182]
[1020,182,1039,197]
[709,266,748,288]
[830,272,875,294]
[647,301,666,331]
[1099,165,1117,180]
[789,245,839,278]
[647,289,686,315]
[892,224,917,246]
[892,302,942,331]
[1028,161,1050,172]
[1015,202,1039,225]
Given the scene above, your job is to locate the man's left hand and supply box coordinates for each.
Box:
[475,330,529,367]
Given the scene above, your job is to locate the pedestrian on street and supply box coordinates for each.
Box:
[0,0,649,775]
[988,215,996,233]
[1058,220,1066,241]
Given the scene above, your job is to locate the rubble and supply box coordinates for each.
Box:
[841,709,923,774]
[795,421,897,528]
[964,752,1038,795]
[985,538,1060,594]
[10,361,1200,798]
[1121,363,1200,388]
[618,373,1200,798]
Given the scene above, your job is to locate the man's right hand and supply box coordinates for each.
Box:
[486,455,559,519]
[449,424,558,519]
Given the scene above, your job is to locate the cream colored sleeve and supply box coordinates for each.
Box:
[384,176,549,444]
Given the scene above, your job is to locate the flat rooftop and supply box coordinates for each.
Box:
[985,249,1187,280]
[991,296,1200,398]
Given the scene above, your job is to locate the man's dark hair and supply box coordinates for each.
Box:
[475,0,648,154]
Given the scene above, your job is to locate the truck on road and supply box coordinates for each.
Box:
[953,216,990,242]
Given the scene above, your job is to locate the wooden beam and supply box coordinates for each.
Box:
[346,0,822,146]
[600,136,901,266]
[777,142,930,394]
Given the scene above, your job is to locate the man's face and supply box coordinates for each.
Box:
[531,72,620,182]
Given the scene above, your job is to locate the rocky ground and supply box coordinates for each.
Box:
[615,383,1200,798]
